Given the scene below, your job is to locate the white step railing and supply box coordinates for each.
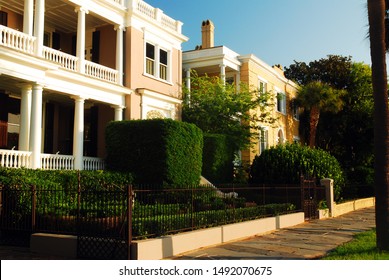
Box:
[83,156,105,170]
[0,25,35,54]
[85,60,119,83]
[43,47,78,72]
[0,149,32,168]
[41,153,75,170]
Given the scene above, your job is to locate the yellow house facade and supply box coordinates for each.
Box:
[183,20,300,164]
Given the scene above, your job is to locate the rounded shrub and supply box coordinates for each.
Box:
[249,143,344,201]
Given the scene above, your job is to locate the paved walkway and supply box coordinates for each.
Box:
[170,207,376,260]
[0,207,375,260]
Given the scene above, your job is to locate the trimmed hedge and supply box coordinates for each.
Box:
[132,203,295,238]
[202,133,235,184]
[0,168,133,189]
[105,119,203,188]
[249,144,345,201]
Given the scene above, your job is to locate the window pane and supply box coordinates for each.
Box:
[146,43,155,59]
[160,49,168,65]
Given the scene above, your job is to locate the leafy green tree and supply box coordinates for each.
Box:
[317,63,374,171]
[367,0,389,250]
[294,81,345,148]
[285,56,374,189]
[182,72,276,151]
[284,55,353,90]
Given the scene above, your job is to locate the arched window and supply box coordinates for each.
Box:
[277,128,285,145]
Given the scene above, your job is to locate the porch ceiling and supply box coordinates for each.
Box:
[0,0,108,33]
[0,74,72,106]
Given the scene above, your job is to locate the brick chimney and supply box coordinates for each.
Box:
[201,20,215,49]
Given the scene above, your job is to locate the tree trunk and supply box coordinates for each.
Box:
[368,0,389,250]
[309,106,320,148]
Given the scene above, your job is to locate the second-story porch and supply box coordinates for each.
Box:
[0,0,133,170]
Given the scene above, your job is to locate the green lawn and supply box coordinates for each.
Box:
[322,229,389,260]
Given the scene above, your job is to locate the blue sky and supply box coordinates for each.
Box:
[146,0,372,68]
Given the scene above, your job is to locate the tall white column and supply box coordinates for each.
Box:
[19,84,32,151]
[73,96,85,170]
[220,64,226,85]
[115,25,124,85]
[29,84,43,169]
[113,105,124,121]
[185,68,191,105]
[75,7,88,74]
[33,0,45,56]
[185,68,191,91]
[23,0,34,36]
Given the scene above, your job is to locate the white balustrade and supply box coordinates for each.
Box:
[134,0,180,33]
[0,149,32,168]
[110,0,124,5]
[136,0,155,18]
[84,60,119,84]
[0,25,35,54]
[161,14,177,31]
[43,47,78,72]
[83,156,105,171]
[41,153,74,170]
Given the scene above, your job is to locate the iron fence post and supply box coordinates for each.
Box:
[31,185,36,233]
[77,171,81,234]
[127,184,133,260]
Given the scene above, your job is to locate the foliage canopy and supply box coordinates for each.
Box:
[182,72,276,151]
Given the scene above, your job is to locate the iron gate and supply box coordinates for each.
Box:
[300,176,324,220]
[76,185,133,260]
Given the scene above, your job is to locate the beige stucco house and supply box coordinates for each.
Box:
[0,0,187,170]
[183,20,300,164]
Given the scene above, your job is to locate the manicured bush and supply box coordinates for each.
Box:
[249,143,345,201]
[0,168,134,219]
[105,119,203,188]
[202,133,235,184]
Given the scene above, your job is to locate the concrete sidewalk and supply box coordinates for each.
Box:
[169,207,376,260]
[0,207,375,260]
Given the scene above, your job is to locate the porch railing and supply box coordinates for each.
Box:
[85,60,118,84]
[43,47,78,72]
[41,153,75,170]
[0,25,35,54]
[0,149,31,168]
[1,26,118,84]
[83,156,105,170]
[0,149,104,171]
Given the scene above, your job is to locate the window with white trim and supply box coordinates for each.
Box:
[292,101,300,120]
[258,79,267,94]
[276,92,286,114]
[259,127,269,154]
[145,42,170,82]
[146,43,155,76]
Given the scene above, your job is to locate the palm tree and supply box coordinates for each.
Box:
[367,0,389,250]
[294,81,345,148]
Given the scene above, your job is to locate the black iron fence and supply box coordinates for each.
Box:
[0,179,325,258]
[132,184,300,239]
